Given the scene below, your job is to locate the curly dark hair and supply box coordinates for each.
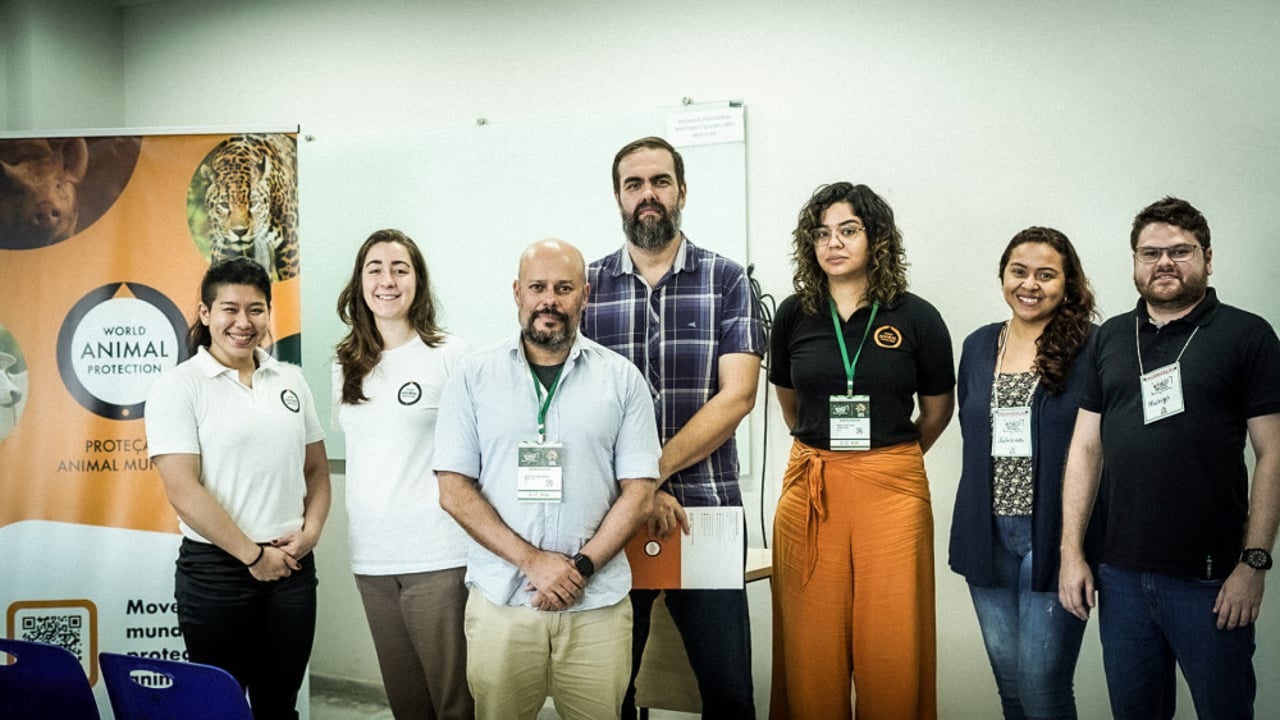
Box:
[789,182,908,314]
[1129,196,1210,250]
[999,227,1097,396]
[336,229,444,404]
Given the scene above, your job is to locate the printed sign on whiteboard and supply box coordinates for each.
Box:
[667,105,745,147]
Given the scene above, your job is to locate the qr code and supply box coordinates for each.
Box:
[7,599,98,683]
[21,613,85,660]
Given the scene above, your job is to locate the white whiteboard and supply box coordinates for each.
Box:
[298,103,748,460]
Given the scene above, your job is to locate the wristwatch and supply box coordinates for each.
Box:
[570,552,595,579]
[1241,548,1273,571]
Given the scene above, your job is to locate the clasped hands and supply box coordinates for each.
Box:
[525,551,587,611]
[248,529,317,582]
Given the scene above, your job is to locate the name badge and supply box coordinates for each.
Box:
[991,406,1032,457]
[1140,362,1185,425]
[829,394,871,451]
[517,442,563,502]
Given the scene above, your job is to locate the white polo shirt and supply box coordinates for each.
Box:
[146,346,324,543]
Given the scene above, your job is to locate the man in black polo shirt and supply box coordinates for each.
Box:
[1058,196,1280,719]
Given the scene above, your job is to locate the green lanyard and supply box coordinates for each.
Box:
[829,297,879,396]
[529,364,564,444]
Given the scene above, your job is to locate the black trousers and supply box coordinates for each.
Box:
[175,538,317,720]
[622,588,756,720]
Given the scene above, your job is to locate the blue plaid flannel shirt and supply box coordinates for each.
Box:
[583,237,764,507]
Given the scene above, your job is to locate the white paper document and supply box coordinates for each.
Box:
[627,506,745,590]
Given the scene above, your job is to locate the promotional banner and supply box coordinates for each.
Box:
[0,131,300,709]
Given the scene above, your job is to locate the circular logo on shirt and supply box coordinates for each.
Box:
[56,282,188,419]
[280,389,301,413]
[397,381,422,405]
[873,324,903,349]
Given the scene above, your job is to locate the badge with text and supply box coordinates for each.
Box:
[829,394,871,451]
[1140,362,1185,425]
[991,406,1033,457]
[517,442,563,502]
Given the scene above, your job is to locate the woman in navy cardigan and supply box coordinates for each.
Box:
[948,227,1097,720]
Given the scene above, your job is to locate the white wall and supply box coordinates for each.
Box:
[0,3,10,129]
[1,0,124,129]
[9,1,1279,716]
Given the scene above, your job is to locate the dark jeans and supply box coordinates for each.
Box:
[175,539,318,720]
[621,588,755,720]
[1097,563,1256,720]
[968,515,1086,720]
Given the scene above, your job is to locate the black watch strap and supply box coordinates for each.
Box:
[571,552,595,578]
[1241,548,1273,571]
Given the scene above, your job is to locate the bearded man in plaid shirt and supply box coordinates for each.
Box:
[583,136,765,720]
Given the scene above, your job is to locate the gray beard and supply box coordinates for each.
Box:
[522,311,574,351]
[625,207,681,251]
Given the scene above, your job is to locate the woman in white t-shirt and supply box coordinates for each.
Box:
[333,229,473,719]
[146,257,330,720]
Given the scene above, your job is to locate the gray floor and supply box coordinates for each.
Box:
[309,688,394,720]
[309,688,692,720]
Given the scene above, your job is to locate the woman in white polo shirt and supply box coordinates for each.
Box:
[146,257,330,720]
[333,229,473,719]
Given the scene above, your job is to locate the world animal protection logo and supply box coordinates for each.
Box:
[0,132,300,535]
[56,282,188,420]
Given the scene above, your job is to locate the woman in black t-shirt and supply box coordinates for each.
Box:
[768,182,955,720]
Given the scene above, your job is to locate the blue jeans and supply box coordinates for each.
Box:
[1097,564,1256,720]
[621,588,755,720]
[968,515,1086,720]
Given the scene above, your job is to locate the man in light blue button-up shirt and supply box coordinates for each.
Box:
[435,239,659,720]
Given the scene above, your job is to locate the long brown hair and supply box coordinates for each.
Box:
[999,227,1096,395]
[789,182,909,314]
[335,229,444,404]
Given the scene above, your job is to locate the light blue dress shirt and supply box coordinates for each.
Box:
[433,332,660,610]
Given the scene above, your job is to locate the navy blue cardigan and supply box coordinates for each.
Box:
[947,322,1096,592]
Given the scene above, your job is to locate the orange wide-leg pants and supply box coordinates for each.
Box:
[770,439,937,720]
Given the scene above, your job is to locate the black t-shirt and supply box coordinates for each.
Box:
[769,292,955,450]
[529,361,565,390]
[1081,288,1280,579]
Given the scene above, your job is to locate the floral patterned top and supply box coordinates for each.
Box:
[992,370,1037,516]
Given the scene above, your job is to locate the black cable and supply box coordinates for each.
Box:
[746,264,777,549]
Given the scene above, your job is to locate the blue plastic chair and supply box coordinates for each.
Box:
[99,651,252,720]
[0,637,101,719]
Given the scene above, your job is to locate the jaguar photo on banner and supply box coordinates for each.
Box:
[0,131,301,709]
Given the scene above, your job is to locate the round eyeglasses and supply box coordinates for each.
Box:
[809,224,865,247]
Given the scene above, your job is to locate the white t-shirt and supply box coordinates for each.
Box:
[333,334,471,575]
[146,347,325,543]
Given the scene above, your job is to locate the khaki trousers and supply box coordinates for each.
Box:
[464,587,632,720]
[355,569,473,719]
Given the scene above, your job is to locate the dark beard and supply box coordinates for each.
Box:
[522,309,574,351]
[1136,271,1208,314]
[624,202,681,251]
